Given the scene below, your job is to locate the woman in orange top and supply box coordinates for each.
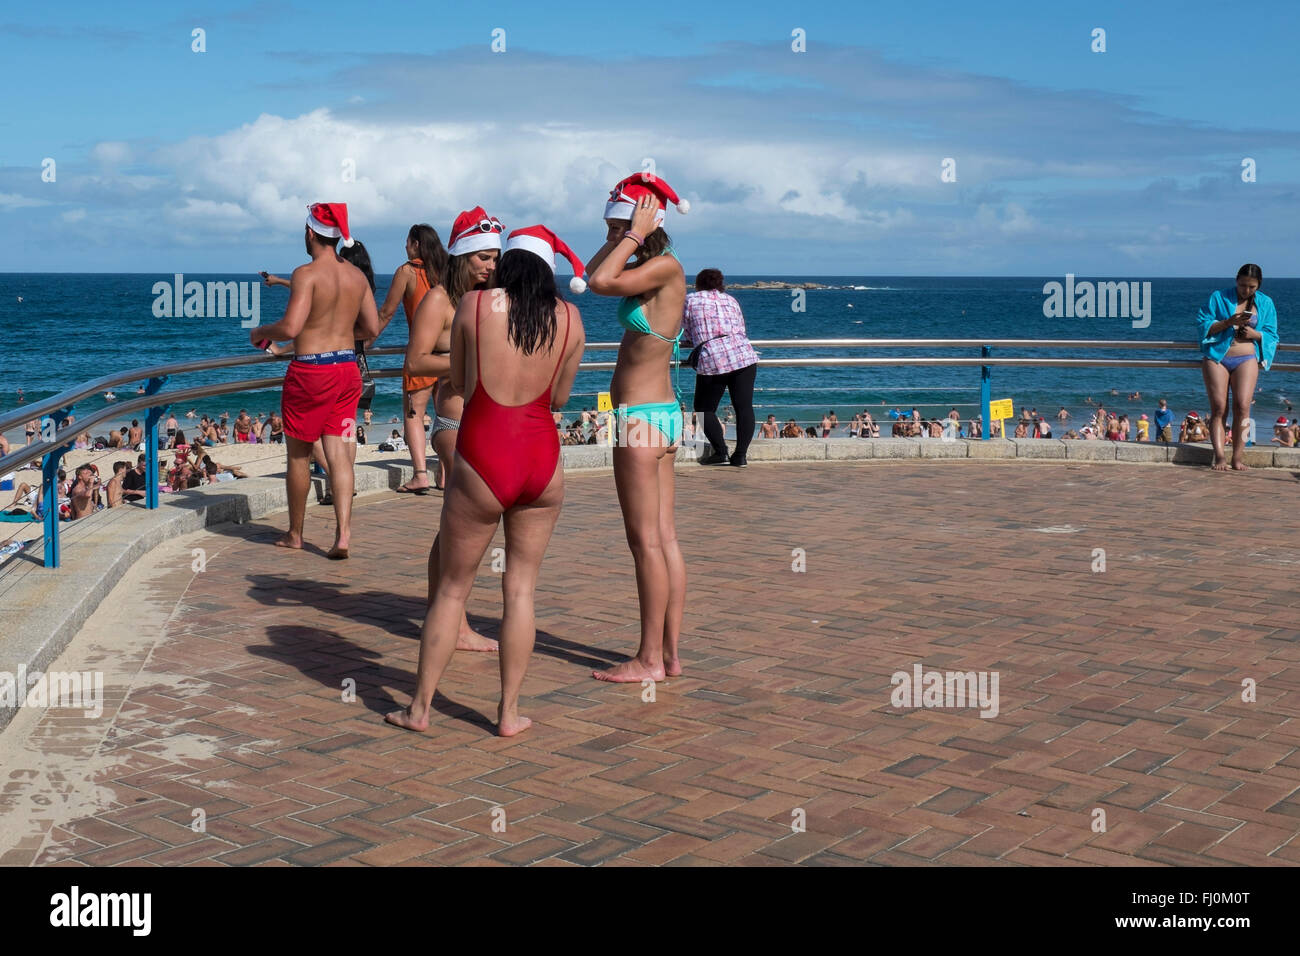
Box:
[372,225,448,493]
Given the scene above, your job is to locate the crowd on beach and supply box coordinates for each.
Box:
[3,446,251,522]
[17,407,285,451]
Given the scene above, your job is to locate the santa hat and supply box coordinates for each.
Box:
[604,173,690,223]
[306,203,353,247]
[505,225,587,294]
[447,207,504,257]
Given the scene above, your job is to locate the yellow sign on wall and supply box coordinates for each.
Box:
[597,392,612,412]
[989,399,1014,420]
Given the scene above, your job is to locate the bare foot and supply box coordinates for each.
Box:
[273,533,302,550]
[664,656,683,678]
[456,627,499,652]
[497,706,532,737]
[1211,456,1229,471]
[1232,460,1249,471]
[327,547,349,560]
[384,705,430,732]
[593,659,666,683]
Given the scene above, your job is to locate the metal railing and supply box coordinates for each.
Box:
[2,338,1296,569]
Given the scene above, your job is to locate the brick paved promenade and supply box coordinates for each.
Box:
[2,459,1298,866]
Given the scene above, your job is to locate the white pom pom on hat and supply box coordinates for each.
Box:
[504,225,588,294]
[306,202,354,246]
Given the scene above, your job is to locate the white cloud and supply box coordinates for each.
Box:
[91,141,132,166]
[0,192,50,209]
[144,108,940,247]
[976,202,1035,235]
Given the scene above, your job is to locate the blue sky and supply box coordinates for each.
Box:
[3,0,1298,275]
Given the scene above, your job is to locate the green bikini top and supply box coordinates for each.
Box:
[616,297,686,353]
[615,247,683,343]
[616,246,684,400]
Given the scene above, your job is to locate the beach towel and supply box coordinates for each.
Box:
[0,511,36,522]
[0,539,29,566]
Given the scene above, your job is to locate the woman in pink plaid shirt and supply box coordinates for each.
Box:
[682,269,760,466]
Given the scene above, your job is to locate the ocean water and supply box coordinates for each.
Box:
[2,274,1296,440]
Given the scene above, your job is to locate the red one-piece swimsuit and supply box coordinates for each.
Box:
[456,292,572,509]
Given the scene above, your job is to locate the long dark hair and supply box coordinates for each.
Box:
[340,240,376,291]
[407,224,447,290]
[493,250,560,356]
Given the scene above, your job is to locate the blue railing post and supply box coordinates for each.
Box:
[143,376,169,510]
[40,407,75,569]
[980,345,992,440]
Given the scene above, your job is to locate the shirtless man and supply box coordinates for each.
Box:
[760,414,779,438]
[68,465,99,519]
[233,410,253,443]
[248,203,379,559]
[128,419,143,448]
[105,461,127,508]
[198,417,220,445]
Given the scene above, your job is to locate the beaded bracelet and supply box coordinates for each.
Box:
[623,230,645,247]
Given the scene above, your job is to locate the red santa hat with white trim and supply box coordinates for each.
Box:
[306,203,354,247]
[604,173,690,223]
[447,206,504,257]
[505,225,587,294]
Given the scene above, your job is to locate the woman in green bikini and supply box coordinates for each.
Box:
[587,174,691,683]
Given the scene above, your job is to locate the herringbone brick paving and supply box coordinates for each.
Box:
[3,459,1299,865]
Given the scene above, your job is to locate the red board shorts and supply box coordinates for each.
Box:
[282,359,363,442]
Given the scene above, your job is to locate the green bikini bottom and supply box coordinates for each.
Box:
[615,401,683,448]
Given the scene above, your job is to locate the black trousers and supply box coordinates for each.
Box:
[693,363,757,457]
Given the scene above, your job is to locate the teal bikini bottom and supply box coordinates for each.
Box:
[615,401,683,449]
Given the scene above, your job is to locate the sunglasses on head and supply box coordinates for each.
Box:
[475,217,504,233]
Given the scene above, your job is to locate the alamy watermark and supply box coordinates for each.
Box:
[890,663,999,718]
[1042,274,1150,328]
[0,666,104,718]
[152,274,261,325]
[50,886,150,936]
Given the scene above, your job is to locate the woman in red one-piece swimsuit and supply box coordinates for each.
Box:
[386,225,586,737]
